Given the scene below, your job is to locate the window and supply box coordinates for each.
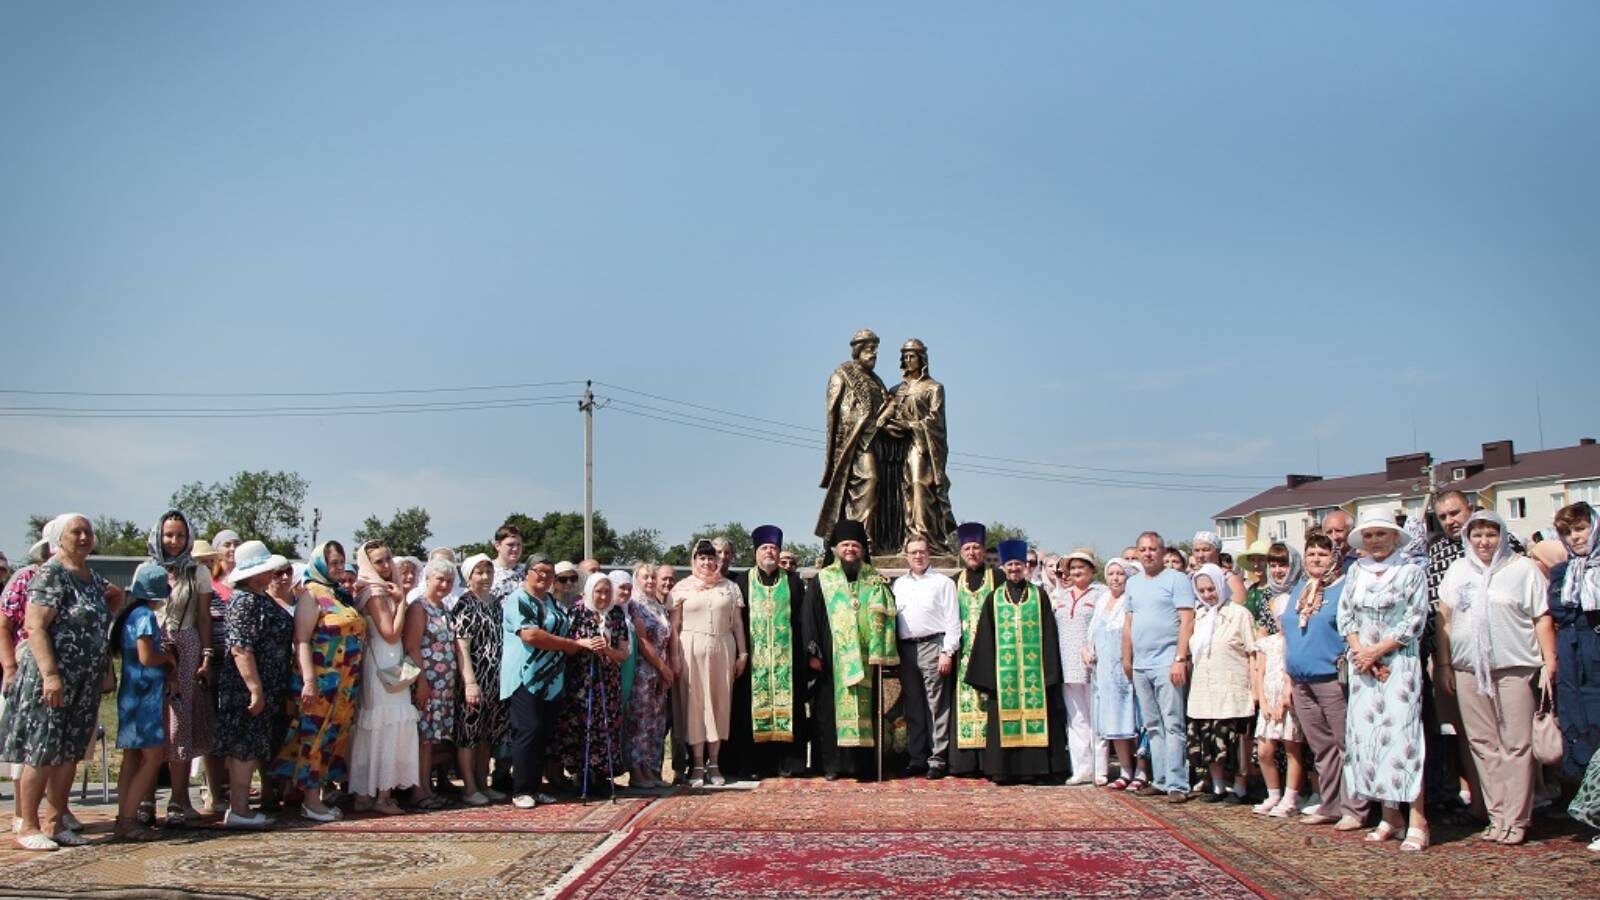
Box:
[1452,467,1467,480]
[1570,481,1600,506]
[1217,519,1241,539]
[1505,497,1527,519]
[1271,520,1288,540]
[1310,507,1337,525]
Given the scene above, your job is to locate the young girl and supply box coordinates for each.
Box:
[1186,563,1256,802]
[114,565,176,841]
[1253,546,1306,815]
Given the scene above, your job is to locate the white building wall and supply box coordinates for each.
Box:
[1257,509,1311,550]
[1496,479,1567,542]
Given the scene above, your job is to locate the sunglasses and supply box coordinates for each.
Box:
[556,575,579,583]
[1027,559,1039,566]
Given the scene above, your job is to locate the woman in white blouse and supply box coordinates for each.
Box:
[1436,510,1556,846]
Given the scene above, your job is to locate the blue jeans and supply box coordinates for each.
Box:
[1132,668,1187,792]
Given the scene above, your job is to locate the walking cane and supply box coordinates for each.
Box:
[582,655,595,802]
[598,650,617,805]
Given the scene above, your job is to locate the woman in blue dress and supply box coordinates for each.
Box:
[1087,558,1142,789]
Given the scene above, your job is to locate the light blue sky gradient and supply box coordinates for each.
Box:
[2,3,1597,559]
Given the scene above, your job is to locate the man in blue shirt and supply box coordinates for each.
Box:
[1121,531,1196,802]
[501,554,596,808]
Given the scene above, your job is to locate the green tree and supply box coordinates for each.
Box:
[171,470,309,557]
[24,514,49,543]
[661,544,690,566]
[614,528,664,565]
[91,516,146,556]
[782,540,823,567]
[985,521,1031,547]
[690,522,753,567]
[353,506,433,558]
[465,511,623,565]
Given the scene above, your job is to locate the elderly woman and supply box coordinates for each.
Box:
[212,541,296,828]
[672,540,747,787]
[1186,564,1256,803]
[451,553,508,805]
[1191,531,1248,607]
[0,515,111,850]
[1435,511,1554,845]
[1053,549,1104,784]
[1338,513,1430,851]
[554,573,631,796]
[627,562,675,788]
[405,558,459,810]
[271,541,365,822]
[136,510,215,826]
[1085,557,1143,790]
[348,541,419,815]
[1550,503,1600,777]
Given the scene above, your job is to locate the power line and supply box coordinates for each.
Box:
[0,397,578,420]
[0,380,587,399]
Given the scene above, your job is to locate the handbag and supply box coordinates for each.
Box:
[1533,688,1565,767]
[375,658,422,693]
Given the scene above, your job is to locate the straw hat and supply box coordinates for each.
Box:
[1061,548,1099,573]
[191,539,220,561]
[1237,539,1273,562]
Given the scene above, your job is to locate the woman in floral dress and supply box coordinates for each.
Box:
[1337,513,1430,851]
[450,554,507,805]
[556,573,631,796]
[627,562,674,788]
[272,541,365,821]
[405,559,458,810]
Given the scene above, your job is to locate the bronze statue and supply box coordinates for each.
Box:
[816,329,891,547]
[882,338,958,554]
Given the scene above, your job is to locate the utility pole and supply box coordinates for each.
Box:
[580,381,595,561]
[310,507,322,549]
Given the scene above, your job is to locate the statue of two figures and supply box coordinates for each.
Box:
[815,329,959,559]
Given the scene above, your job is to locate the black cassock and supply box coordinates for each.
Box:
[963,580,1069,780]
[726,567,811,778]
[801,570,880,778]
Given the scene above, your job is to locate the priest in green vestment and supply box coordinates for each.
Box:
[950,521,1000,778]
[802,518,899,780]
[964,538,1068,783]
[733,524,810,778]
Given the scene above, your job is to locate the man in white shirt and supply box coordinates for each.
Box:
[892,534,961,779]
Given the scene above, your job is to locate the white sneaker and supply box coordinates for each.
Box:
[462,791,490,807]
[512,794,537,809]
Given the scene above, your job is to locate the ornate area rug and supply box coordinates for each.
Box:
[1121,793,1600,898]
[558,828,1260,898]
[287,797,649,833]
[0,830,602,899]
[637,781,1149,831]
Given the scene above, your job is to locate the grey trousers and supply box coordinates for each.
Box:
[1454,666,1539,830]
[898,637,952,771]
[1291,678,1370,820]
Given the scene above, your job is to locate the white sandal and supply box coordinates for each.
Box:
[15,831,59,851]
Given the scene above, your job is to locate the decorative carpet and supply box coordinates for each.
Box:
[0,830,602,899]
[289,796,650,834]
[1118,793,1600,898]
[557,828,1261,899]
[636,781,1149,831]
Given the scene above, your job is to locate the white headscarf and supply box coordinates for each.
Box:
[1560,509,1600,613]
[43,513,83,554]
[1457,510,1517,699]
[458,553,494,596]
[581,572,613,614]
[1190,563,1229,658]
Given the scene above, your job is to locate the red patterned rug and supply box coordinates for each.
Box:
[557,828,1263,898]
[274,797,649,834]
[637,781,1147,832]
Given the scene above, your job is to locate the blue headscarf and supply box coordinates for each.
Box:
[306,541,353,601]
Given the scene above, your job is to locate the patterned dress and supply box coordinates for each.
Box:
[272,584,366,789]
[1090,593,1138,740]
[214,590,296,762]
[1337,560,1428,804]
[450,591,508,748]
[163,622,212,763]
[556,604,629,780]
[626,596,673,773]
[1570,747,1600,831]
[117,604,167,749]
[0,561,111,767]
[416,600,458,743]
[1548,560,1600,778]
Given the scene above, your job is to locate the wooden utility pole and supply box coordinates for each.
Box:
[580,381,595,561]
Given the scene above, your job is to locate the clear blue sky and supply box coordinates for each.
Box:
[2,3,1597,560]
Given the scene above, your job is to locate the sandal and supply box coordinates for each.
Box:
[688,766,706,788]
[1108,777,1129,791]
[1500,826,1526,846]
[1400,828,1430,852]
[166,804,201,827]
[414,794,450,811]
[135,801,157,826]
[52,829,90,847]
[113,816,159,842]
[15,831,59,851]
[706,765,726,787]
[372,799,405,816]
[1365,820,1399,843]
[1124,778,1146,793]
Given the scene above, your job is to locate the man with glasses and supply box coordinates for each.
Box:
[892,534,959,778]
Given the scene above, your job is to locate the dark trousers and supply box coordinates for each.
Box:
[509,686,557,798]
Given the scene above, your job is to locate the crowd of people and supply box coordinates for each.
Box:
[1,493,1598,859]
